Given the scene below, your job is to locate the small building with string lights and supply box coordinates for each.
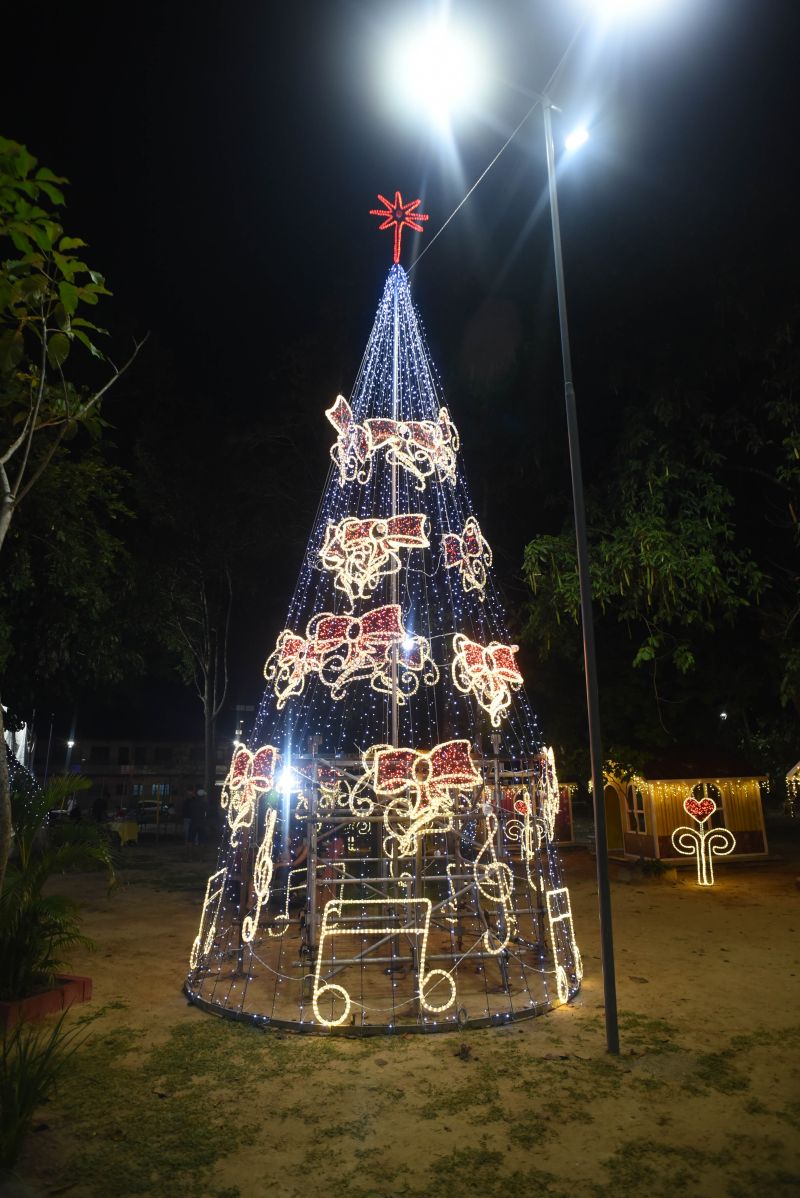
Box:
[603,754,769,864]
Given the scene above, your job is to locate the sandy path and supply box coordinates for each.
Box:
[12,825,800,1198]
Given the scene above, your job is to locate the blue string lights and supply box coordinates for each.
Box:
[185,259,583,1033]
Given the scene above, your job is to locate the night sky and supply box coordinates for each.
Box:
[3,0,799,741]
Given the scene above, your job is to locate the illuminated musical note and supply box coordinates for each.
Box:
[473,811,517,954]
[312,898,456,1027]
[505,789,539,893]
[267,862,346,938]
[545,887,583,1004]
[241,809,278,944]
[190,868,227,970]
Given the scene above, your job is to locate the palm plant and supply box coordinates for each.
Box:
[0,774,115,1001]
[0,1011,87,1170]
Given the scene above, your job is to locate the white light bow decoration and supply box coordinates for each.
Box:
[318,513,429,607]
[325,394,459,489]
[442,516,493,600]
[671,791,736,886]
[451,633,523,727]
[264,603,439,708]
[350,739,482,858]
[220,743,279,847]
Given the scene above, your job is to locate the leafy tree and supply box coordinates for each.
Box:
[522,310,800,773]
[0,445,141,709]
[0,137,144,888]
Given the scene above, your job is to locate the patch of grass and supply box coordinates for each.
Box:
[617,1011,681,1054]
[726,1167,800,1197]
[418,1080,499,1119]
[48,1021,267,1196]
[693,1051,750,1094]
[593,1141,726,1197]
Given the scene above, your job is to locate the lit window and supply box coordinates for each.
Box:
[625,784,647,834]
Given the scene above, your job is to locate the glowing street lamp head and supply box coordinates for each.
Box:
[565,125,590,153]
[277,767,294,796]
[588,0,669,19]
[388,20,484,130]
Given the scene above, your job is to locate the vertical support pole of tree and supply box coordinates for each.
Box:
[542,97,620,1054]
[390,273,400,750]
[307,745,319,957]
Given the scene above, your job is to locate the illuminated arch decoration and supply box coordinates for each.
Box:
[325,395,459,490]
[451,634,523,727]
[263,603,439,708]
[369,191,429,265]
[671,789,736,886]
[442,517,493,601]
[318,514,429,608]
[220,744,278,847]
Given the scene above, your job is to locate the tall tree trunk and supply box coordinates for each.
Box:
[0,696,12,894]
[203,679,216,816]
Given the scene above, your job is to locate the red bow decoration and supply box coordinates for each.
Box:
[325,395,459,490]
[451,634,523,728]
[365,740,482,857]
[264,604,437,707]
[319,513,429,607]
[221,744,278,845]
[442,516,493,600]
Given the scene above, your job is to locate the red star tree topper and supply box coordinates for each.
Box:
[370,190,429,263]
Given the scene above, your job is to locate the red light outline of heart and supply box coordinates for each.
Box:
[684,797,715,823]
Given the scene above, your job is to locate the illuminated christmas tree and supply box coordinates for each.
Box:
[186,194,582,1032]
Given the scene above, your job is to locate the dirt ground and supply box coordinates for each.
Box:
[10,819,800,1198]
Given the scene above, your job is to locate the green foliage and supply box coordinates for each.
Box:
[0,775,114,1001]
[0,136,109,372]
[523,392,765,675]
[0,443,141,703]
[0,1011,87,1170]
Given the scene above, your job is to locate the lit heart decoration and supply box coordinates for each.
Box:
[684,797,716,823]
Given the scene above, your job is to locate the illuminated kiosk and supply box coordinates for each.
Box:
[185,196,582,1033]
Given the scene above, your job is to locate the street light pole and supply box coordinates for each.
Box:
[542,96,620,1055]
